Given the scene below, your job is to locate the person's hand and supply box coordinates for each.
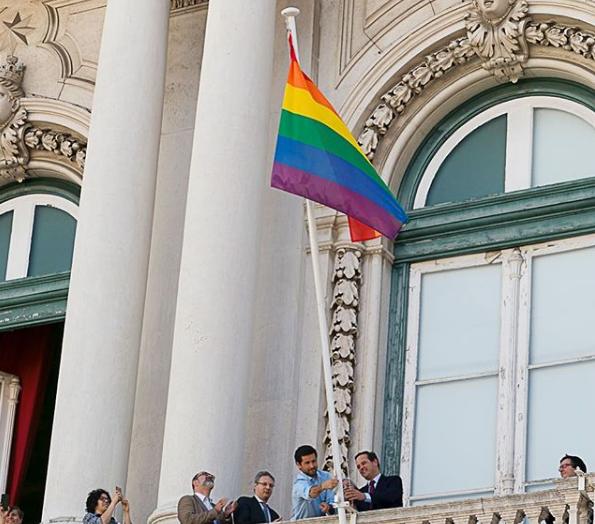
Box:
[319,503,331,514]
[223,501,237,517]
[214,499,229,513]
[0,506,8,521]
[122,499,130,513]
[343,488,365,502]
[112,490,122,504]
[322,478,339,491]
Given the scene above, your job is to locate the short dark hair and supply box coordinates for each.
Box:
[294,445,317,464]
[254,471,275,484]
[86,489,110,514]
[561,454,587,473]
[355,450,379,464]
[8,506,24,521]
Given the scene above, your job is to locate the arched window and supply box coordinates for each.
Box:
[416,97,595,207]
[384,79,595,505]
[0,193,77,282]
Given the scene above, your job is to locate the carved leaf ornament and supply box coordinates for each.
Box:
[357,0,595,160]
[0,54,87,183]
[324,247,362,474]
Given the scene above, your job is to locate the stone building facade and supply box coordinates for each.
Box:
[0,1,593,524]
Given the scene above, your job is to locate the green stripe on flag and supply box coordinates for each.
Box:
[278,110,393,197]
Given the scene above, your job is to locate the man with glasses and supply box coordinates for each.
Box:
[234,471,280,524]
[178,471,237,524]
[559,454,588,478]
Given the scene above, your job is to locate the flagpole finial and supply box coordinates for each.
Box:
[281,7,300,19]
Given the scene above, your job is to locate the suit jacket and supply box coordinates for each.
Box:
[234,496,279,524]
[178,493,232,524]
[354,474,403,512]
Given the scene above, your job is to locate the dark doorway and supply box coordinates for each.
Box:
[0,323,64,524]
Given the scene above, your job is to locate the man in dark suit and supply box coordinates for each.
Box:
[344,451,403,511]
[234,471,280,524]
[178,471,237,524]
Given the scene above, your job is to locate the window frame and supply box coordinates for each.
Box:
[0,194,78,281]
[414,96,595,209]
[399,234,595,504]
[383,78,595,494]
[0,180,80,331]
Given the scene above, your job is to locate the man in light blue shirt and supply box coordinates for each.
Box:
[291,445,338,520]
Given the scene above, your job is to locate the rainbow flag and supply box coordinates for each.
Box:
[271,38,408,240]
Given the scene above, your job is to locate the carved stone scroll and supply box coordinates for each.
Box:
[324,247,362,475]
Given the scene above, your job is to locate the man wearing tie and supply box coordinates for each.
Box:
[178,471,237,524]
[234,471,281,524]
[344,451,403,511]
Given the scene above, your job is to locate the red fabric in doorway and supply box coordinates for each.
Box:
[0,325,55,504]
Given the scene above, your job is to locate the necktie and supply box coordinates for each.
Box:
[261,503,271,523]
[368,480,375,510]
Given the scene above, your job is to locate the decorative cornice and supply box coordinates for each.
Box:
[170,0,208,11]
[0,271,69,329]
[356,3,595,161]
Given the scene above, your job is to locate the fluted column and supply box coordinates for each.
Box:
[42,1,170,522]
[154,0,276,514]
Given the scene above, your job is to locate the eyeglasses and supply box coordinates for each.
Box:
[256,482,275,488]
[99,496,110,502]
[559,463,574,469]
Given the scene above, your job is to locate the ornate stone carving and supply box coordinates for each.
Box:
[0,54,87,182]
[0,54,28,182]
[324,247,362,475]
[24,127,87,170]
[465,0,529,82]
[357,37,475,159]
[170,0,208,10]
[356,8,595,161]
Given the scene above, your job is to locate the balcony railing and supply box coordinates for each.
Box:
[298,475,594,524]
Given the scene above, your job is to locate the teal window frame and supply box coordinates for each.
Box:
[0,180,80,330]
[382,78,595,476]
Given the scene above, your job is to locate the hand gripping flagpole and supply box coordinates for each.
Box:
[281,8,349,524]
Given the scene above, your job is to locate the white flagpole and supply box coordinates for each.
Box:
[281,8,348,524]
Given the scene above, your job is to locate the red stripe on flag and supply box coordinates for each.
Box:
[348,216,382,242]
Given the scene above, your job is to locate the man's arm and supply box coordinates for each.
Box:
[308,478,338,499]
[370,476,403,509]
[177,496,220,524]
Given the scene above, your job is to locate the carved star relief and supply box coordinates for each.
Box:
[0,10,35,54]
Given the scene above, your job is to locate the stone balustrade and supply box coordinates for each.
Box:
[296,475,594,524]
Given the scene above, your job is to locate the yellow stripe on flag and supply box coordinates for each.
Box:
[282,83,372,167]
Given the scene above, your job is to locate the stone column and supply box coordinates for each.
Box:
[154,0,276,512]
[42,1,170,522]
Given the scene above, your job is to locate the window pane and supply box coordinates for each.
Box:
[427,116,506,206]
[525,360,595,482]
[412,377,498,495]
[530,246,595,365]
[28,206,77,277]
[418,265,501,380]
[532,109,595,187]
[0,211,12,282]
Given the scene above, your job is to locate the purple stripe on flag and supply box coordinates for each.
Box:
[272,162,403,239]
